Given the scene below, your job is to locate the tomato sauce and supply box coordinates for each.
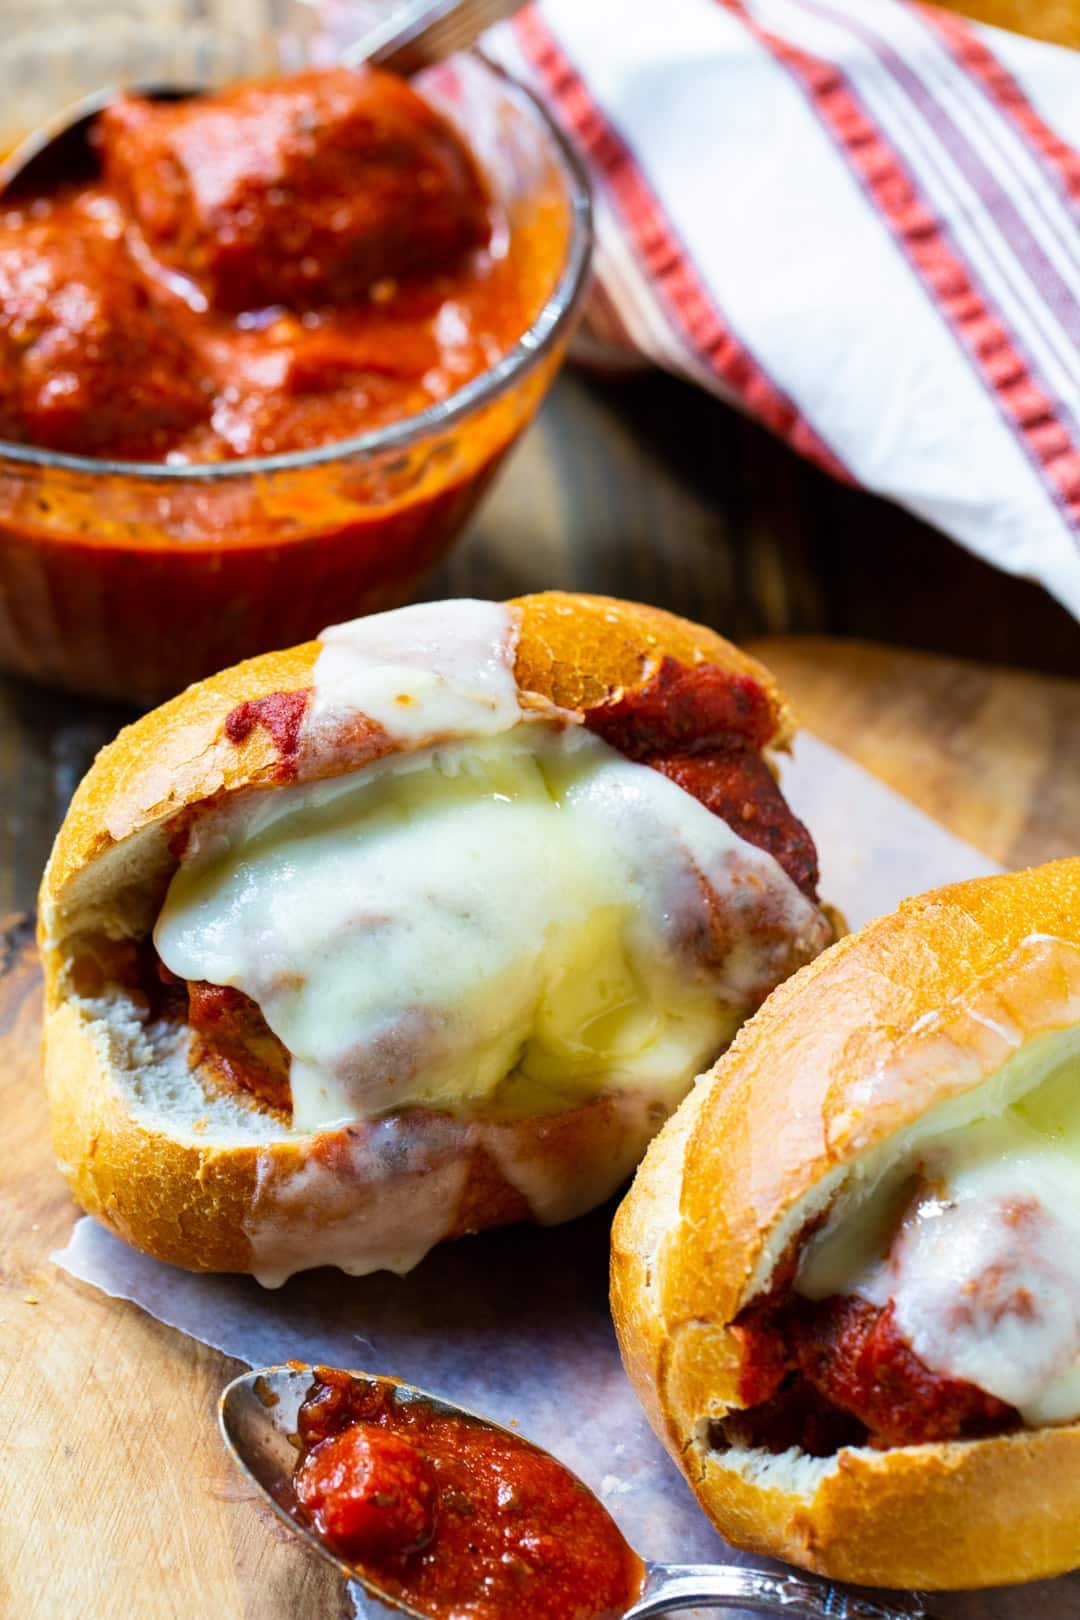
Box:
[99,71,490,315]
[223,689,312,765]
[186,980,292,1112]
[292,1368,643,1620]
[731,1290,1019,1454]
[0,69,535,463]
[0,67,572,700]
[585,656,820,899]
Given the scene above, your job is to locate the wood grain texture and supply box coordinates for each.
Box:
[0,324,1074,1620]
[0,918,344,1620]
[934,0,1080,48]
[749,636,1080,872]
[1,637,1077,1617]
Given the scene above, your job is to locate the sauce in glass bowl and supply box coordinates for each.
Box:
[0,67,536,463]
[0,57,590,700]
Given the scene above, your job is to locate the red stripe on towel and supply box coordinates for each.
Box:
[918,3,1080,207]
[513,5,853,480]
[718,0,1080,529]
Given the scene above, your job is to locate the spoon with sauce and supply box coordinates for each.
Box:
[220,1364,936,1620]
[0,0,526,201]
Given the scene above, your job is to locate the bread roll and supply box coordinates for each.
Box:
[612,859,1080,1589]
[41,592,832,1284]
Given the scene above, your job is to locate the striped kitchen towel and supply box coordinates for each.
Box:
[486,0,1080,621]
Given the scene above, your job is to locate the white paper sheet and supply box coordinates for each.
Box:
[54,736,1079,1618]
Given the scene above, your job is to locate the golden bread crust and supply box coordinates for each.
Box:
[510,591,793,726]
[695,1424,1080,1588]
[42,640,320,920]
[611,857,1080,1588]
[46,997,261,1272]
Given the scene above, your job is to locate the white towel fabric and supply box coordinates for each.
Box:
[485,0,1080,621]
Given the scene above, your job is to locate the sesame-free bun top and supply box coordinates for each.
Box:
[611,858,1080,1589]
[40,592,792,945]
[40,593,823,1284]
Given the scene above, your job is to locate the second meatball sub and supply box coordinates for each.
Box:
[613,858,1080,1590]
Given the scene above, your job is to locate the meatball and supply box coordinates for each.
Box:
[186,979,292,1112]
[647,747,820,899]
[98,67,491,312]
[295,1424,437,1561]
[0,199,210,457]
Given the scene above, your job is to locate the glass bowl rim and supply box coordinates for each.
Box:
[0,56,593,485]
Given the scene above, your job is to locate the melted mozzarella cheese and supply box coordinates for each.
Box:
[156,723,824,1132]
[797,1025,1080,1427]
[245,1091,665,1287]
[311,598,524,742]
[148,597,829,1282]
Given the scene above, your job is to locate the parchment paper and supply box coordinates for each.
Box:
[54,736,1079,1618]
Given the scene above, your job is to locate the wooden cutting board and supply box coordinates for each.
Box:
[0,637,1077,1620]
[933,0,1080,49]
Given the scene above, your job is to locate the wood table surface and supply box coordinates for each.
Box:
[0,368,1078,1618]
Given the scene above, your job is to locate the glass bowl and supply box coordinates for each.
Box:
[0,17,591,702]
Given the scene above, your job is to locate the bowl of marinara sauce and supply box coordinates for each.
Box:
[0,34,591,702]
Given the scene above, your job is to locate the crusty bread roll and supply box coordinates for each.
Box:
[41,592,832,1284]
[612,858,1080,1590]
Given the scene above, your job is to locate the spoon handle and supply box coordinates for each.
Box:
[343,0,528,75]
[626,1563,935,1620]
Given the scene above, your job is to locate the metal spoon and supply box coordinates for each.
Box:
[0,0,527,201]
[219,1364,937,1620]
